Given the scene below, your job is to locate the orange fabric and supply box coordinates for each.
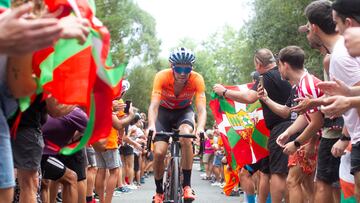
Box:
[218,136,224,147]
[288,144,318,175]
[223,166,240,196]
[151,69,206,109]
[114,99,125,117]
[340,178,355,198]
[107,99,125,149]
[106,128,118,149]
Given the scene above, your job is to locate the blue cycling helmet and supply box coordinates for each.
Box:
[169,47,195,65]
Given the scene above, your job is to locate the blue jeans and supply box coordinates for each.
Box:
[0,109,15,189]
[0,82,17,189]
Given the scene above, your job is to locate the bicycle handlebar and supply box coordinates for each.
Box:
[146,130,202,151]
[155,131,197,139]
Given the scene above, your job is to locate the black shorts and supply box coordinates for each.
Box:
[56,149,86,181]
[120,145,134,156]
[316,137,340,184]
[351,141,360,175]
[154,106,195,143]
[134,154,140,172]
[41,155,66,181]
[11,128,44,170]
[267,121,292,175]
[244,159,263,175]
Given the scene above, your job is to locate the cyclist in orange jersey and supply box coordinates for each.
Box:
[148,47,207,203]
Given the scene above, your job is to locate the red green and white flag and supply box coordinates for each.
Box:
[0,0,9,12]
[30,0,125,155]
[0,0,9,8]
[209,83,270,170]
[339,146,356,203]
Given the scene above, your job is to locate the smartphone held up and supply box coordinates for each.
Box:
[124,100,131,114]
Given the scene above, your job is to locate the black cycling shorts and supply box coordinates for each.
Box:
[56,149,87,181]
[154,106,195,143]
[41,155,66,181]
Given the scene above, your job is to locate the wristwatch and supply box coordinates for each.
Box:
[223,89,228,97]
[340,134,351,141]
[294,140,301,148]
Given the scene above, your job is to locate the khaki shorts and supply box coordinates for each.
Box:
[202,153,214,164]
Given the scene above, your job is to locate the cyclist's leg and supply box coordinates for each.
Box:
[179,123,194,184]
[153,106,172,195]
[153,140,169,194]
[176,106,195,188]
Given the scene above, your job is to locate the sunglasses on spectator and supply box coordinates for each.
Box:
[173,66,192,74]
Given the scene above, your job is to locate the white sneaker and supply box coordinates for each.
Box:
[211,181,221,187]
[200,173,207,178]
[219,182,226,188]
[127,184,138,190]
[113,191,121,197]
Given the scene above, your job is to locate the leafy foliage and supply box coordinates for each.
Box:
[95,0,161,66]
[247,0,323,77]
[98,0,326,127]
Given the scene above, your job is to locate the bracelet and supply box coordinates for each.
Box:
[294,140,301,148]
[223,89,228,97]
[340,134,351,141]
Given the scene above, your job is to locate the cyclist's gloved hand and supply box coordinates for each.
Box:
[147,127,156,141]
[195,128,205,143]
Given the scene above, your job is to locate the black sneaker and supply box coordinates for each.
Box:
[229,190,240,196]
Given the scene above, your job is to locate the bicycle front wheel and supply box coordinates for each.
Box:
[171,157,181,203]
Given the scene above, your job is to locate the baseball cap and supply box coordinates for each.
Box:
[332,0,360,23]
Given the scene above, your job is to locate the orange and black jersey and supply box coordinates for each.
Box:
[151,69,206,110]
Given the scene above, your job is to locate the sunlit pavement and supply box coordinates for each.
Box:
[111,161,243,203]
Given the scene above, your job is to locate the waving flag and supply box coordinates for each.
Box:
[30,0,125,155]
[209,83,270,170]
[0,0,9,8]
[339,146,356,203]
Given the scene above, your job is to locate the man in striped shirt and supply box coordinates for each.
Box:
[275,46,325,203]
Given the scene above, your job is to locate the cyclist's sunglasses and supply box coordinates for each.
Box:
[173,66,192,74]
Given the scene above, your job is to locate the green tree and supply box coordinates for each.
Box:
[247,0,323,77]
[123,65,157,113]
[95,0,161,65]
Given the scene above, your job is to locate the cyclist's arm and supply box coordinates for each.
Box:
[195,75,207,132]
[196,101,206,131]
[148,99,160,131]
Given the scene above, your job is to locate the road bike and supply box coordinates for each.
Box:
[147,129,204,203]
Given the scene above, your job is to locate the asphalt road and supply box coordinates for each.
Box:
[112,162,243,203]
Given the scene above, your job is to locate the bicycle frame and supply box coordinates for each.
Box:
[147,130,204,203]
